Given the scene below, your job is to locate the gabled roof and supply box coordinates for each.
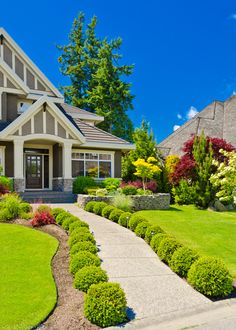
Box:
[0,28,63,99]
[59,103,104,123]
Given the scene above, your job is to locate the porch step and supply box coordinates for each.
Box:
[19,191,77,204]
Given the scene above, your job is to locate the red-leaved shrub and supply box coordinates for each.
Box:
[120,180,157,192]
[30,211,56,227]
[0,184,10,195]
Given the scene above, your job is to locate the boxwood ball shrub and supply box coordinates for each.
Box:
[68,232,96,247]
[187,256,233,297]
[150,233,168,253]
[52,207,66,218]
[85,201,97,213]
[135,221,151,239]
[70,251,101,274]
[170,246,200,278]
[19,202,32,213]
[61,216,78,230]
[118,212,132,227]
[102,205,116,218]
[69,226,90,237]
[69,220,89,234]
[70,241,98,256]
[157,237,182,264]
[128,214,148,231]
[84,282,127,327]
[74,266,108,292]
[73,176,96,194]
[55,211,69,225]
[109,208,124,223]
[93,202,108,216]
[145,225,164,244]
[122,185,137,195]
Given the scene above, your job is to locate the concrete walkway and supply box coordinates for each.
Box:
[54,204,213,328]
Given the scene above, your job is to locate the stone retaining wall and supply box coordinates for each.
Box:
[77,193,170,211]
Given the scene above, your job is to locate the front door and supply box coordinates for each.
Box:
[26,155,42,189]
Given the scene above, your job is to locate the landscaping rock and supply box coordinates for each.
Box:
[214,200,235,212]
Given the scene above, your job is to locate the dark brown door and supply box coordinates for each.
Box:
[26,155,42,189]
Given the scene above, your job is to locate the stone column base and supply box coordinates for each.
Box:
[14,178,25,192]
[52,178,73,192]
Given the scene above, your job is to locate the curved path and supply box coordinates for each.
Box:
[53,204,211,328]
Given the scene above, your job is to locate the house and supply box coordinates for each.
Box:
[0,28,134,193]
[157,95,236,156]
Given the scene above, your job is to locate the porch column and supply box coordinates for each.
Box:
[62,141,73,192]
[13,138,24,192]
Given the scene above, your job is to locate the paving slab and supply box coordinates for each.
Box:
[53,204,211,324]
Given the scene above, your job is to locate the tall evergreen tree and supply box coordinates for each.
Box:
[58,12,134,140]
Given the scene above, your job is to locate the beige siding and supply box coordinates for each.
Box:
[46,111,55,135]
[3,44,12,68]
[53,143,62,177]
[114,151,122,177]
[58,123,66,138]
[6,79,17,89]
[0,141,14,177]
[0,71,4,87]
[34,110,43,133]
[26,68,35,89]
[37,80,46,91]
[22,120,31,135]
[7,94,18,121]
[15,56,24,80]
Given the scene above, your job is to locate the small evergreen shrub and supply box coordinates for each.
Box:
[187,256,233,297]
[70,241,98,256]
[85,201,97,212]
[109,208,124,223]
[0,208,13,221]
[145,225,164,244]
[122,185,137,195]
[128,214,148,231]
[73,176,96,194]
[0,176,12,193]
[150,233,168,253]
[55,211,69,225]
[102,205,116,218]
[20,212,33,220]
[69,226,90,237]
[37,205,52,214]
[61,216,78,230]
[157,237,182,264]
[103,178,120,192]
[30,211,55,227]
[93,202,108,215]
[68,232,95,247]
[135,221,151,239]
[112,194,134,212]
[19,202,32,213]
[170,246,200,277]
[118,212,132,227]
[84,282,127,327]
[1,193,22,219]
[96,189,108,197]
[70,251,101,274]
[69,220,89,234]
[52,208,65,218]
[74,266,108,292]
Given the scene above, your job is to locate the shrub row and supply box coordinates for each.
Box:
[54,208,127,327]
[84,201,233,298]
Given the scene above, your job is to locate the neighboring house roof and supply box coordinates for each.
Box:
[157,95,236,156]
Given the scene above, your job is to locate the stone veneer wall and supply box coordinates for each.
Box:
[77,193,170,211]
[52,178,73,192]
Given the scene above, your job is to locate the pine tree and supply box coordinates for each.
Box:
[58,12,134,140]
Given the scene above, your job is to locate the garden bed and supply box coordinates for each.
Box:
[77,193,170,211]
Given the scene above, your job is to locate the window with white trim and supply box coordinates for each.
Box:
[17,100,33,114]
[72,151,113,178]
[0,147,5,175]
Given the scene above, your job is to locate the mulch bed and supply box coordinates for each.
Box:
[13,219,99,330]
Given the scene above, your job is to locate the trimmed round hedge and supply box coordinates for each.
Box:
[109,209,124,223]
[61,216,78,230]
[170,246,200,278]
[145,225,164,244]
[52,207,65,219]
[157,237,182,264]
[74,266,108,292]
[85,201,97,213]
[68,232,95,247]
[69,220,89,234]
[70,251,101,274]
[55,211,69,225]
[19,202,32,213]
[93,202,108,216]
[70,241,98,256]
[150,233,168,253]
[128,214,148,231]
[135,221,151,239]
[187,256,233,297]
[70,226,91,237]
[102,205,116,218]
[84,282,127,327]
[118,212,132,227]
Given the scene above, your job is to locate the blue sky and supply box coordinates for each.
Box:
[1,0,236,142]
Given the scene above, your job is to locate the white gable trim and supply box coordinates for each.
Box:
[0,96,86,143]
[0,28,63,99]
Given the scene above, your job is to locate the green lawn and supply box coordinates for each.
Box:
[138,205,236,278]
[0,224,58,330]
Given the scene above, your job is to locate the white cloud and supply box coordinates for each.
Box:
[177,113,182,119]
[186,106,198,120]
[231,14,236,20]
[173,125,180,131]
[232,91,236,95]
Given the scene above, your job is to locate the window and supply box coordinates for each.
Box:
[0,146,5,175]
[72,151,113,179]
[17,100,33,114]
